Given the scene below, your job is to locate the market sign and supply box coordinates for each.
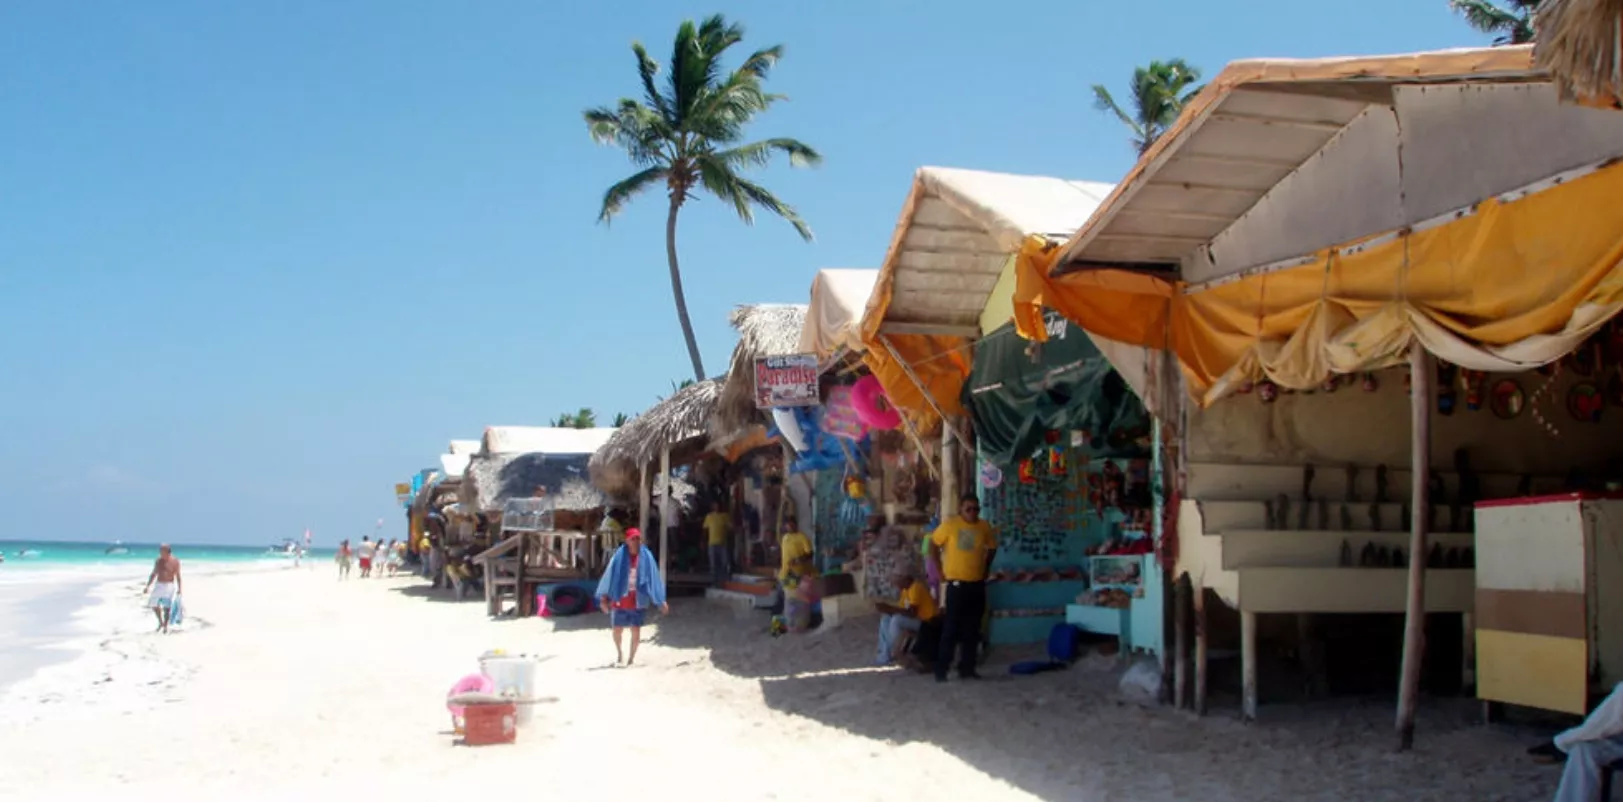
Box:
[395,482,413,507]
[753,353,820,409]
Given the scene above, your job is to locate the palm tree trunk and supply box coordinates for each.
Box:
[665,195,707,382]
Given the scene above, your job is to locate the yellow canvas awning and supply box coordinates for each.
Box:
[1018,159,1623,405]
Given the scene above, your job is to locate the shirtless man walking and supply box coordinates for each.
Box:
[143,544,183,634]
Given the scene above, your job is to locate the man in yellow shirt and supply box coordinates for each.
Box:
[778,514,814,585]
[927,494,998,682]
[703,504,732,588]
[874,571,941,668]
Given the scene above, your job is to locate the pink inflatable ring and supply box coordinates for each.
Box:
[447,672,495,722]
[851,375,901,430]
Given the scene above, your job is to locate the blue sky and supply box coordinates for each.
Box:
[0,1,1490,546]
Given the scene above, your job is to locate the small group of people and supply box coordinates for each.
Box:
[874,494,998,683]
[333,535,405,580]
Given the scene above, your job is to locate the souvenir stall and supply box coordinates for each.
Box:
[967,311,1161,650]
[773,402,872,574]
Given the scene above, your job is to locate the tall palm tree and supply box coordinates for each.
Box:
[1091,59,1204,157]
[1449,0,1539,45]
[584,14,821,383]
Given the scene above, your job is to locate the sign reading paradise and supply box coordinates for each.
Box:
[753,353,820,409]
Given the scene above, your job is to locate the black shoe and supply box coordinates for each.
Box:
[958,670,983,681]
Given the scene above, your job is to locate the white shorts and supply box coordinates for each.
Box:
[148,581,178,608]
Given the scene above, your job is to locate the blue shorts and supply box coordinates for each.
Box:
[610,608,646,628]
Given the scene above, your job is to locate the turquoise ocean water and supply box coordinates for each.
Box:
[0,540,336,577]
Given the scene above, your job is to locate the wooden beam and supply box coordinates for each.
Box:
[1175,573,1191,710]
[1396,346,1433,751]
[659,448,672,582]
[1210,110,1349,132]
[1173,151,1302,170]
[940,423,958,519]
[879,321,982,338]
[1194,582,1208,716]
[1241,611,1258,722]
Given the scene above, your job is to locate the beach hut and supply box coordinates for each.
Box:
[1015,45,1623,745]
[589,380,723,584]
[463,426,617,615]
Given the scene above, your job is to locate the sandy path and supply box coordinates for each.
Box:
[0,569,1560,801]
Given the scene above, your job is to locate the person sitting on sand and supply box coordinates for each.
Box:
[874,570,941,669]
[1548,681,1623,802]
[142,544,183,634]
[594,528,668,666]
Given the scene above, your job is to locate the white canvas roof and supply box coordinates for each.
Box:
[480,426,618,457]
[798,268,879,360]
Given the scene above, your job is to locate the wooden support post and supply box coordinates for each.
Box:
[638,461,651,543]
[659,448,672,582]
[941,422,958,517]
[1241,611,1258,722]
[1397,346,1433,751]
[1175,573,1190,710]
[1461,612,1476,693]
[1194,582,1208,716]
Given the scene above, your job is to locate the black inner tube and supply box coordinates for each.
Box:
[547,585,590,617]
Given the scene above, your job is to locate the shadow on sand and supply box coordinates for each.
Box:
[644,599,1554,801]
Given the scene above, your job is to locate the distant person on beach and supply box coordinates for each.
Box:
[336,539,353,580]
[357,536,375,578]
[142,545,182,634]
[927,494,998,683]
[594,528,668,667]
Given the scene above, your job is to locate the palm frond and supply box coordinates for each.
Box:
[728,169,814,242]
[1091,85,1141,132]
[598,166,669,223]
[631,42,672,122]
[713,137,821,170]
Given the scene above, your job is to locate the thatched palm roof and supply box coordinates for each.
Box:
[480,426,617,456]
[462,452,606,513]
[593,379,723,468]
[714,304,808,437]
[448,439,481,456]
[1536,0,1623,105]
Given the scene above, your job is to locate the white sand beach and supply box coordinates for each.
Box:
[0,569,1562,802]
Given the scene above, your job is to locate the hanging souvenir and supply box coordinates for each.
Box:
[1460,369,1487,411]
[850,375,902,430]
[1237,378,1254,395]
[1361,372,1379,392]
[1530,363,1563,437]
[844,475,867,499]
[1489,379,1526,420]
[1322,374,1340,393]
[1436,362,1458,416]
[1044,430,1060,445]
[1048,446,1067,478]
[1258,380,1279,404]
[979,462,1003,489]
[822,386,869,440]
[1568,382,1604,423]
[1018,459,1036,484]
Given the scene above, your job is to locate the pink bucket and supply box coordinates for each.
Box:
[536,593,550,617]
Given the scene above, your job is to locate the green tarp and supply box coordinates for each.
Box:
[965,311,1149,467]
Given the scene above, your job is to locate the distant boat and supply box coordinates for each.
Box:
[266,539,301,558]
[105,541,129,555]
[15,549,40,558]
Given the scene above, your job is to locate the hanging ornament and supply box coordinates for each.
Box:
[1049,446,1067,478]
[1490,378,1526,420]
[1237,378,1255,395]
[1568,383,1604,423]
[844,476,867,499]
[1461,369,1487,411]
[1018,459,1036,484]
[1531,361,1563,437]
[1361,372,1379,392]
[1044,430,1061,445]
[1258,380,1279,404]
[1322,374,1340,393]
[979,462,1003,489]
[1436,362,1459,416]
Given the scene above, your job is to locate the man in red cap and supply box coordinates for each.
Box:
[594,528,669,666]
